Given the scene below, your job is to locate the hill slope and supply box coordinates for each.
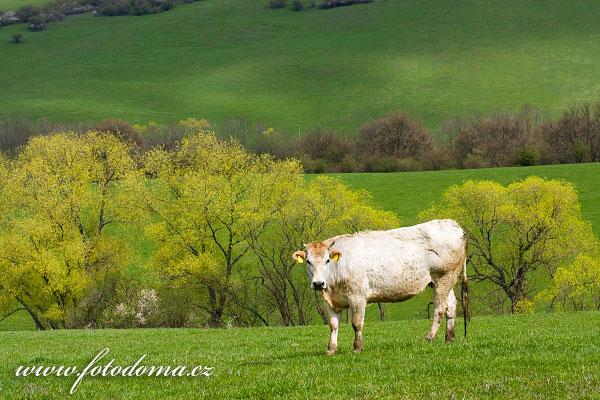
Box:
[1,312,599,398]
[2,0,600,131]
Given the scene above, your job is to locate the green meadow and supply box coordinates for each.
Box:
[1,312,599,399]
[2,0,600,131]
[0,0,48,10]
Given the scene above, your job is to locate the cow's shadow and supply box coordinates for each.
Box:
[270,348,360,362]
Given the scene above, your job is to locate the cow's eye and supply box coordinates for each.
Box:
[306,259,312,265]
[326,259,330,264]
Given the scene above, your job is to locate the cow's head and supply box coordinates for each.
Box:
[293,240,342,291]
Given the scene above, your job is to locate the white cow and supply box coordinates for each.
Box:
[293,219,469,354]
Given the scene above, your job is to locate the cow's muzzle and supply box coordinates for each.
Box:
[312,281,325,291]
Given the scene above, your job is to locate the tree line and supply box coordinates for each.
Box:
[0,0,204,32]
[2,101,600,173]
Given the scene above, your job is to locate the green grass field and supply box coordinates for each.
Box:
[0,0,48,10]
[1,312,599,398]
[2,0,600,132]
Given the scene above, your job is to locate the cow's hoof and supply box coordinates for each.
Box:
[325,349,336,355]
[425,333,435,341]
[353,348,363,354]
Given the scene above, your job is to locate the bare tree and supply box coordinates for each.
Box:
[358,112,433,159]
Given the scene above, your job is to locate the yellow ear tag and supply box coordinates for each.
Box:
[332,254,339,262]
[297,256,304,264]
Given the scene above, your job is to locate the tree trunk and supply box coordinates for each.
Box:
[546,295,557,313]
[313,291,327,325]
[378,303,385,322]
[507,270,526,313]
[207,288,224,327]
[288,277,305,325]
[16,297,46,330]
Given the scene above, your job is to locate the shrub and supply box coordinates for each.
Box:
[420,147,457,171]
[99,289,161,328]
[178,117,211,134]
[99,3,120,15]
[0,116,37,154]
[319,0,372,9]
[373,157,399,173]
[160,0,175,11]
[512,145,541,166]
[129,0,152,15]
[358,112,433,159]
[92,118,142,148]
[27,15,45,31]
[340,153,357,172]
[11,33,22,43]
[220,117,252,145]
[299,128,354,163]
[16,5,38,22]
[541,102,600,163]
[396,157,421,172]
[462,154,487,169]
[298,154,327,173]
[513,299,534,314]
[252,126,286,156]
[2,11,22,26]
[453,107,543,168]
[292,0,303,10]
[135,121,186,151]
[268,0,286,8]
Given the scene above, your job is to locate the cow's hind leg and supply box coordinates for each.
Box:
[445,289,457,342]
[325,302,342,355]
[426,274,455,341]
[349,298,366,353]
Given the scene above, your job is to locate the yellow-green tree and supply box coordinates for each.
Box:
[537,254,600,311]
[244,176,399,326]
[0,132,141,329]
[421,177,598,313]
[143,131,302,327]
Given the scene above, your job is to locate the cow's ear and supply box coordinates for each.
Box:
[293,251,306,264]
[330,250,342,262]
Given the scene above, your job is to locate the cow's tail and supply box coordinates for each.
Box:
[461,240,470,338]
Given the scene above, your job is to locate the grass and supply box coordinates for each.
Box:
[1,0,600,132]
[1,312,599,398]
[0,0,48,10]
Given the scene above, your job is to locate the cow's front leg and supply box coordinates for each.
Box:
[349,298,366,353]
[325,302,342,355]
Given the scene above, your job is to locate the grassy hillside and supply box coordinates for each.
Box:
[2,0,600,132]
[1,312,599,398]
[0,0,48,10]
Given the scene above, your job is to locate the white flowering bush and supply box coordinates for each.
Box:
[100,289,160,328]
